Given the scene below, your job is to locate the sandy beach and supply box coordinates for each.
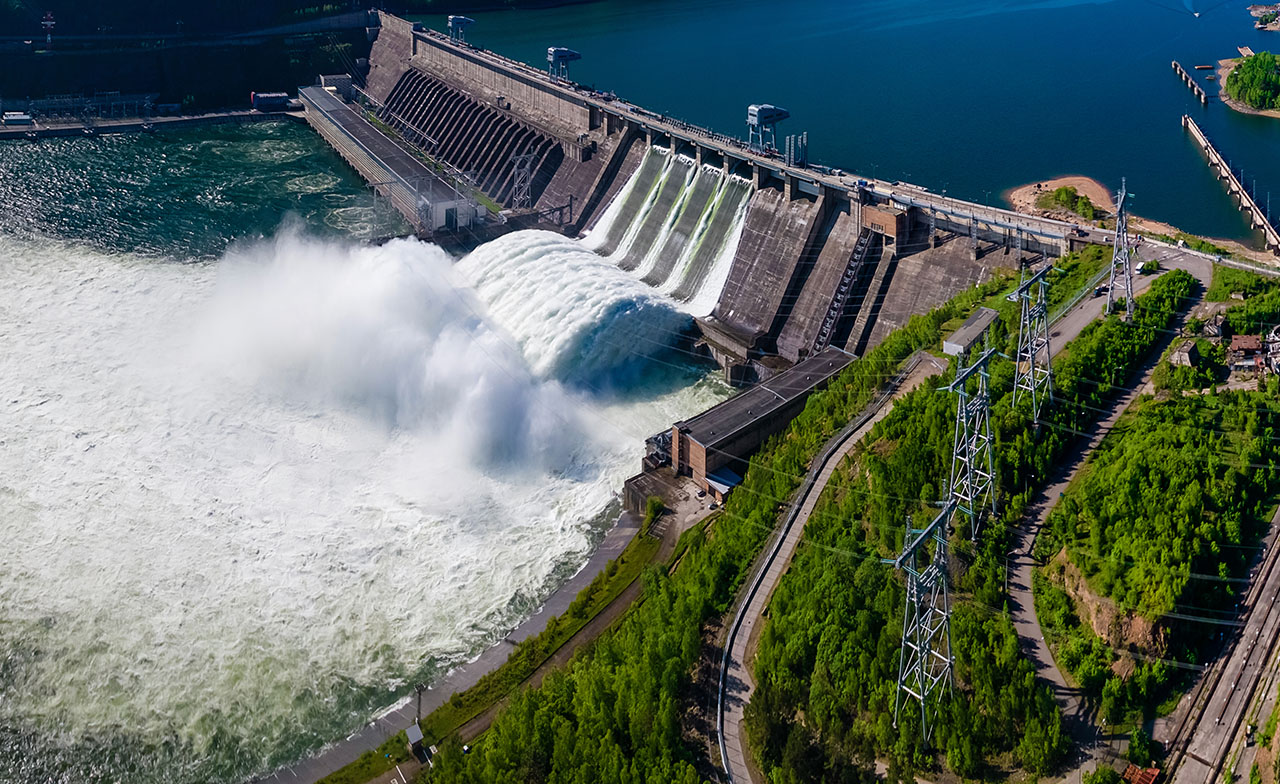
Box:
[1005,175,1117,218]
[1006,175,1277,264]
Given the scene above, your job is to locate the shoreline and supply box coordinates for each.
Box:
[1005,174,1276,264]
[1216,58,1280,120]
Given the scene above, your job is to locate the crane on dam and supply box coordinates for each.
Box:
[547,47,581,82]
[447,15,474,43]
[746,103,789,153]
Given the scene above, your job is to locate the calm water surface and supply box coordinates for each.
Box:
[420,0,1280,242]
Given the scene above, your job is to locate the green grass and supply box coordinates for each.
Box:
[1207,264,1280,301]
[1262,693,1280,748]
[315,732,411,784]
[418,531,662,743]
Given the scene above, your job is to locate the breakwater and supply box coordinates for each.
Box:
[1183,114,1280,252]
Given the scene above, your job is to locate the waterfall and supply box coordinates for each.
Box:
[583,146,754,317]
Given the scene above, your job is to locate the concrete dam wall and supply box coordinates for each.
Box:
[361,11,1068,380]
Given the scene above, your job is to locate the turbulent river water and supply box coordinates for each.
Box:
[0,122,729,783]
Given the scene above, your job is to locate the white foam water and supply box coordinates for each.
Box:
[0,230,729,783]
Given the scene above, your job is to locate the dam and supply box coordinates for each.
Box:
[310,11,1097,382]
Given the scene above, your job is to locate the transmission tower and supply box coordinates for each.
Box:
[949,346,997,541]
[1107,178,1136,319]
[510,152,536,209]
[1007,264,1054,423]
[888,501,958,742]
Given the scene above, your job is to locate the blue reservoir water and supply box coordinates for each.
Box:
[418,0,1280,243]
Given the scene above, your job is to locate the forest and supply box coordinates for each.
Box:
[422,278,1011,783]
[744,269,1197,782]
[1039,392,1279,619]
[1029,264,1280,726]
[1225,51,1280,111]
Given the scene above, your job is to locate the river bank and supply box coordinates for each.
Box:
[1216,58,1280,119]
[1007,175,1277,265]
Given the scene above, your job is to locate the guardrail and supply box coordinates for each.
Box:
[299,88,425,231]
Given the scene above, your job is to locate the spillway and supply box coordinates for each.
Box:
[584,146,753,317]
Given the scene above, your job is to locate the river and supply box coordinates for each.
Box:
[0,120,729,783]
[417,0,1280,244]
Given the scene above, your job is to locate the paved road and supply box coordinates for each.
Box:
[718,354,946,784]
[1008,245,1211,783]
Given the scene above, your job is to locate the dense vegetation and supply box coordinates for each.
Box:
[743,268,1198,781]
[1030,264,1280,727]
[1207,265,1280,302]
[1226,52,1280,111]
[423,279,1011,783]
[1035,389,1280,723]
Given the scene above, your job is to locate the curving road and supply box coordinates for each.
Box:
[716,243,1215,784]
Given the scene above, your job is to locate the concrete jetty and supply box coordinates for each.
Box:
[1183,114,1280,253]
[1172,61,1209,104]
[299,85,479,236]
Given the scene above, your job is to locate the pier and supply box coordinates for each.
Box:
[1183,114,1280,253]
[1172,61,1208,104]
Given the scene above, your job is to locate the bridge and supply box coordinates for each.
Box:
[1183,114,1280,253]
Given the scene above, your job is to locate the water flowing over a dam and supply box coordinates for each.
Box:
[0,224,728,784]
[459,229,698,385]
[584,146,753,317]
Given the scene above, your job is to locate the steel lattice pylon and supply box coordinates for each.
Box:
[511,152,536,210]
[1008,264,1054,423]
[890,501,958,742]
[949,347,997,541]
[1107,178,1136,319]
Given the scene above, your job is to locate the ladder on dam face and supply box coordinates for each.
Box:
[812,228,874,354]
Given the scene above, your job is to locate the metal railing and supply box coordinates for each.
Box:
[300,88,426,231]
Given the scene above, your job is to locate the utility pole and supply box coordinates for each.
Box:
[1107,178,1135,320]
[1008,264,1054,423]
[887,502,958,742]
[949,345,997,541]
